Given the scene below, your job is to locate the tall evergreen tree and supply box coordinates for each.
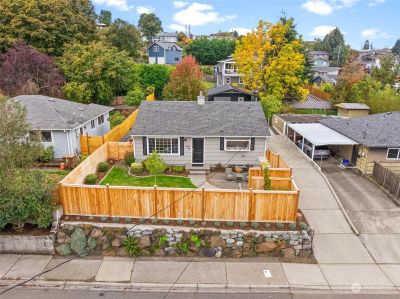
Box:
[98,10,112,26]
[392,39,400,55]
[363,40,370,50]
[138,13,163,42]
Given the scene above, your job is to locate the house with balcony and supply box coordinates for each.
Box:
[153,32,178,43]
[214,57,244,87]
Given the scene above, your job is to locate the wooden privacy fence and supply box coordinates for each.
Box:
[266,150,290,169]
[60,184,299,222]
[80,110,138,154]
[372,162,400,200]
[307,85,332,101]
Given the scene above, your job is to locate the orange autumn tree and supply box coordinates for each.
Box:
[162,55,205,100]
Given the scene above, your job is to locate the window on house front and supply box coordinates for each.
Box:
[98,115,104,125]
[91,120,95,129]
[153,45,159,52]
[41,131,52,142]
[225,139,250,151]
[148,138,179,154]
[175,57,179,61]
[80,127,84,135]
[225,77,231,84]
[239,77,244,85]
[387,148,400,160]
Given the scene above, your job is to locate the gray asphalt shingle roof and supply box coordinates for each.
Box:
[131,101,270,137]
[336,103,370,110]
[11,95,113,130]
[291,94,333,109]
[320,112,400,148]
[207,85,253,96]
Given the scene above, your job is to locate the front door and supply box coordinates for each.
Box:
[192,138,204,165]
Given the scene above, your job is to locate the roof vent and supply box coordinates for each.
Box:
[48,98,55,102]
[197,91,205,106]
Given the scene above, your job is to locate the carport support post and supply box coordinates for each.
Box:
[311,144,315,160]
[293,131,296,143]
[301,137,305,151]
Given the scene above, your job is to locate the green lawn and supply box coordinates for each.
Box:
[100,166,196,188]
[33,169,70,183]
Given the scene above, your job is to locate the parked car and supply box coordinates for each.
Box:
[296,139,330,160]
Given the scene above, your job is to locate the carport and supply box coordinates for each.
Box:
[287,123,358,160]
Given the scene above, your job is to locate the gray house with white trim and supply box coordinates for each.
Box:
[131,95,270,167]
[11,95,113,159]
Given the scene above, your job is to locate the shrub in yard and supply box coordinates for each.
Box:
[70,228,87,255]
[123,236,141,256]
[264,223,271,229]
[124,154,135,166]
[125,218,132,223]
[112,217,120,223]
[239,222,247,228]
[60,244,72,256]
[143,151,167,175]
[226,221,234,227]
[85,174,97,185]
[251,222,260,229]
[151,219,158,224]
[126,85,146,106]
[299,222,307,230]
[139,218,145,224]
[163,219,170,225]
[37,146,55,163]
[177,219,184,225]
[288,223,297,230]
[100,216,108,222]
[213,221,221,227]
[276,223,285,229]
[98,162,109,172]
[108,111,125,128]
[87,237,97,251]
[188,220,196,225]
[172,166,184,173]
[130,162,143,173]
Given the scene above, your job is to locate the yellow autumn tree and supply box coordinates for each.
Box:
[233,19,308,115]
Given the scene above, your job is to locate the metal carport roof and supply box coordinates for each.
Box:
[287,123,358,146]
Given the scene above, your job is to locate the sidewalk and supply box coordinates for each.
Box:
[1,254,399,294]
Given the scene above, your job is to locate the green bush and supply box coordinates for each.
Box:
[126,86,145,106]
[163,219,170,225]
[172,166,184,173]
[112,217,120,223]
[85,174,97,185]
[133,64,173,98]
[146,86,155,95]
[299,222,308,230]
[151,219,158,224]
[124,154,135,166]
[251,222,260,229]
[188,220,196,225]
[123,236,141,256]
[108,112,125,128]
[143,151,167,175]
[101,216,108,222]
[37,146,54,163]
[264,223,271,229]
[87,237,97,251]
[226,221,234,227]
[98,162,109,172]
[139,218,145,224]
[214,221,221,227]
[177,219,184,225]
[130,162,143,173]
[239,222,247,228]
[60,244,72,256]
[70,228,87,255]
[288,223,297,230]
[276,223,285,229]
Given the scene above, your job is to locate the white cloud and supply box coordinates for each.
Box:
[170,24,186,32]
[309,25,336,37]
[173,1,189,8]
[93,0,133,12]
[368,0,385,7]
[230,27,252,36]
[302,0,333,15]
[136,5,155,14]
[361,28,392,39]
[172,2,236,27]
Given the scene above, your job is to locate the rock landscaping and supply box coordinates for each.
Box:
[55,222,314,261]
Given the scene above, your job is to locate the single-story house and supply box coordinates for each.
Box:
[11,95,113,159]
[312,74,337,85]
[272,113,332,136]
[207,85,257,102]
[320,112,400,174]
[131,94,270,167]
[147,42,182,65]
[336,103,370,117]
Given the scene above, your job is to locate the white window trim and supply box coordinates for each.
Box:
[386,148,400,160]
[147,137,180,156]
[153,45,159,52]
[224,138,251,152]
[41,131,53,143]
[90,120,96,129]
[97,115,104,125]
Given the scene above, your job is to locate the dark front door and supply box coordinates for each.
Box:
[192,138,204,165]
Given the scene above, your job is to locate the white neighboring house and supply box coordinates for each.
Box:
[11,95,113,159]
[214,57,244,87]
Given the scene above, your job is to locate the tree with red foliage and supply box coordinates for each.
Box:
[162,55,205,101]
[0,43,65,97]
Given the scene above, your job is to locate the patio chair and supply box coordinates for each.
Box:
[225,168,236,181]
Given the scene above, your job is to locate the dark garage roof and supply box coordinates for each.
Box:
[276,113,331,124]
[207,85,253,96]
[131,101,270,137]
[320,112,400,148]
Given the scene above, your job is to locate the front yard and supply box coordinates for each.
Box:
[100,166,196,188]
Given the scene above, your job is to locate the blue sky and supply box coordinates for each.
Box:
[93,0,399,49]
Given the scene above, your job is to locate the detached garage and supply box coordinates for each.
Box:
[207,85,257,102]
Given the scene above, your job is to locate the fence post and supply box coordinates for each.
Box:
[383,169,388,187]
[102,135,105,145]
[201,188,205,221]
[117,142,120,160]
[86,133,90,154]
[154,185,158,219]
[248,188,253,222]
[106,184,111,216]
[396,180,400,199]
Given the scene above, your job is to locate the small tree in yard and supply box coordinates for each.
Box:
[162,55,205,101]
[0,99,55,230]
[143,151,167,185]
[0,43,65,97]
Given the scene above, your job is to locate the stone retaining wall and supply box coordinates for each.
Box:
[56,222,313,260]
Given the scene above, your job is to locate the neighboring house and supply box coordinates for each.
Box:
[313,58,329,67]
[207,85,257,102]
[131,95,270,167]
[153,32,178,43]
[214,57,244,87]
[147,42,182,65]
[320,112,400,174]
[309,51,329,62]
[312,74,337,85]
[336,103,370,117]
[291,94,333,111]
[312,66,340,86]
[272,113,332,136]
[11,95,112,159]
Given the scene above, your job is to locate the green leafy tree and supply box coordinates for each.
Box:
[0,99,55,230]
[98,18,142,58]
[143,151,167,185]
[138,13,163,42]
[98,10,112,25]
[392,39,400,55]
[59,41,135,105]
[108,112,125,128]
[363,40,370,50]
[365,85,400,114]
[332,62,364,104]
[184,38,236,65]
[371,56,397,86]
[126,86,146,106]
[322,28,348,66]
[163,55,205,101]
[133,64,172,98]
[0,0,97,55]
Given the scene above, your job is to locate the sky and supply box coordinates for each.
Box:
[92,0,399,49]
